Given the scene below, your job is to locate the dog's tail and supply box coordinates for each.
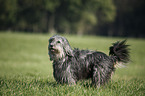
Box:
[109,40,130,68]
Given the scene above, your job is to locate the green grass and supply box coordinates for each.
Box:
[0,32,145,96]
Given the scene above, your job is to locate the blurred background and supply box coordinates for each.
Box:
[0,0,145,37]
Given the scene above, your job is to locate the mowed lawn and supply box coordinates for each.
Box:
[0,32,145,95]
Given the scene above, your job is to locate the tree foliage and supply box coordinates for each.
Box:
[0,0,144,37]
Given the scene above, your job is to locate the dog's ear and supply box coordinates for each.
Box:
[65,44,74,57]
[63,38,74,57]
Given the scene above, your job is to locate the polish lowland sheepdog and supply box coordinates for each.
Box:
[48,35,130,87]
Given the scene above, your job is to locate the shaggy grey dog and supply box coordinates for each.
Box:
[48,35,130,87]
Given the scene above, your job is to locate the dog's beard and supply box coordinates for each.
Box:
[49,47,65,61]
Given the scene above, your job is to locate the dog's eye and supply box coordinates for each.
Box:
[49,38,54,43]
[57,41,60,43]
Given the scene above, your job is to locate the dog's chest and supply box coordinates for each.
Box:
[53,62,73,82]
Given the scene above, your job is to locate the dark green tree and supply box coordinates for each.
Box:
[113,0,145,37]
[54,0,116,35]
[44,0,60,33]
[0,0,17,30]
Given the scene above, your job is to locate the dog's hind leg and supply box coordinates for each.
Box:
[92,67,101,87]
[91,61,113,87]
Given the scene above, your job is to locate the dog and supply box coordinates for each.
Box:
[48,35,130,87]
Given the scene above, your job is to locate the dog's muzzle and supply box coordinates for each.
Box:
[49,46,59,54]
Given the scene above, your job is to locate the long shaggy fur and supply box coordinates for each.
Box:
[48,35,130,87]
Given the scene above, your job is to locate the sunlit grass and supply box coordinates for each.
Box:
[0,32,145,95]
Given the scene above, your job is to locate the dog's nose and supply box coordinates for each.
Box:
[49,44,53,48]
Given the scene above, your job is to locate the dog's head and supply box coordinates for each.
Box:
[48,35,73,61]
